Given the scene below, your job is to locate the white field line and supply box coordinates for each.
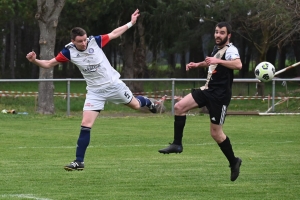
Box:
[0,194,52,200]
[5,141,293,150]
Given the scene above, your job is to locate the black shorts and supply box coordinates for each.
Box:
[191,89,230,125]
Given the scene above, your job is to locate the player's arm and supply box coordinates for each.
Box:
[205,47,242,70]
[216,58,242,70]
[186,61,209,71]
[108,9,140,40]
[205,57,242,70]
[26,51,60,68]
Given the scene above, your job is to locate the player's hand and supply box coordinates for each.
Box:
[26,51,36,62]
[205,57,219,65]
[131,9,140,25]
[186,62,198,71]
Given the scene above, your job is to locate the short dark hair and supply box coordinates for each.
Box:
[216,22,232,34]
[70,27,87,40]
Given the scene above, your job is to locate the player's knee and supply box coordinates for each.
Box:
[128,100,140,110]
[81,119,94,127]
[210,127,225,143]
[131,104,140,110]
[174,102,185,114]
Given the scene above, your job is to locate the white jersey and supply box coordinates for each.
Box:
[56,35,120,91]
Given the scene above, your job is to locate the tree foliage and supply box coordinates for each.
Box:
[1,0,300,81]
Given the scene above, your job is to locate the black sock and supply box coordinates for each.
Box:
[173,115,186,145]
[218,136,237,166]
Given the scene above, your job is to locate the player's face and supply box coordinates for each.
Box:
[214,26,231,47]
[72,34,88,51]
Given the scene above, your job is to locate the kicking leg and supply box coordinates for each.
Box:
[127,96,157,113]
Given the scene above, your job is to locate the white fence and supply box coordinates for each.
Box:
[0,78,300,115]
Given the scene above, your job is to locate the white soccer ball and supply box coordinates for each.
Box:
[1,109,7,114]
[254,61,275,82]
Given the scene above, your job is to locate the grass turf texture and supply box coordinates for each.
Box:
[0,114,300,200]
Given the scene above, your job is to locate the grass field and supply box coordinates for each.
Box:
[1,114,300,200]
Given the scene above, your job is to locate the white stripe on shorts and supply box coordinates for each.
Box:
[219,105,227,125]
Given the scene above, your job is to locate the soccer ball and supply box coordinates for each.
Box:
[254,61,275,82]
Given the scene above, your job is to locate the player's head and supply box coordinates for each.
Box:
[71,27,87,51]
[214,22,232,47]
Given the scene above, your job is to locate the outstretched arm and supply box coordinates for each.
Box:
[26,51,60,68]
[108,9,140,40]
[186,61,209,71]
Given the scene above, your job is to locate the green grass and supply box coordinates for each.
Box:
[0,115,300,200]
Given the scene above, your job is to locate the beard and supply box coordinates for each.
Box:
[215,35,228,46]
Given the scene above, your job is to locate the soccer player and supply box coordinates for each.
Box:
[26,9,157,171]
[158,22,243,181]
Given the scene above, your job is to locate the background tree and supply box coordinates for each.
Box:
[0,0,15,78]
[1,0,300,88]
[35,0,65,114]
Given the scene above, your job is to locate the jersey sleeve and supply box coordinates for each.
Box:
[94,35,110,48]
[225,46,240,60]
[55,48,70,62]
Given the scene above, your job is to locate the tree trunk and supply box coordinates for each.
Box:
[133,14,147,90]
[31,26,40,78]
[121,41,136,89]
[168,53,176,77]
[1,25,7,78]
[188,44,205,78]
[277,45,286,78]
[35,0,65,114]
[292,40,300,78]
[120,14,146,92]
[16,24,22,78]
[9,18,15,78]
[266,46,277,68]
[180,51,186,78]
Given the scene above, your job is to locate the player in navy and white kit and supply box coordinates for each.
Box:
[158,22,243,181]
[26,9,157,171]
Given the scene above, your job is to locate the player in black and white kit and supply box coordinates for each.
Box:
[26,9,157,171]
[158,22,243,181]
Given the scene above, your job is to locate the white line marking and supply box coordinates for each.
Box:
[1,194,52,200]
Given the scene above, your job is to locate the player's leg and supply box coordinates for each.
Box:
[127,96,155,111]
[209,104,242,181]
[76,110,99,160]
[134,96,157,113]
[158,93,199,154]
[108,80,157,113]
[64,91,103,171]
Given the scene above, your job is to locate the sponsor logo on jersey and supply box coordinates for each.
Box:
[82,64,100,73]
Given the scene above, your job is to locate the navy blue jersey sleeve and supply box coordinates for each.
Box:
[60,48,71,60]
[94,35,102,49]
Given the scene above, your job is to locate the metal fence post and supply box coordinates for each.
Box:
[171,79,175,115]
[67,79,71,116]
[272,79,275,112]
